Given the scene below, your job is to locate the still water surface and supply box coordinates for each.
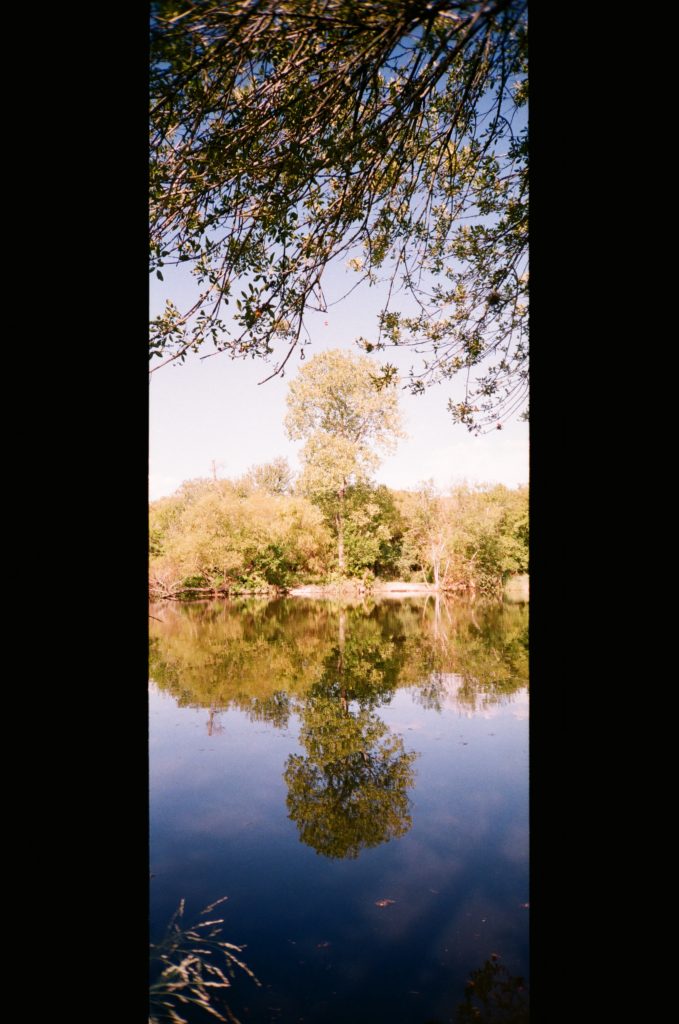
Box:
[149,597,528,1023]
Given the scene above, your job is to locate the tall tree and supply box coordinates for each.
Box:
[284,349,404,573]
[150,0,528,431]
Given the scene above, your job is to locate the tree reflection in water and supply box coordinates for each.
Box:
[423,956,529,1024]
[455,955,529,1024]
[149,596,527,860]
[150,598,529,1020]
[285,696,416,858]
[149,597,527,722]
[285,607,417,858]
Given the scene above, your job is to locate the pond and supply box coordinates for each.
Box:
[149,597,529,1024]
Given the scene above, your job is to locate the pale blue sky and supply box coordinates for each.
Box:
[149,260,529,500]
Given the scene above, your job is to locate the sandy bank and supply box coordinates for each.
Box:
[286,581,438,598]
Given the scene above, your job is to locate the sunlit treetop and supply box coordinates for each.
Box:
[285,349,404,495]
[150,0,528,432]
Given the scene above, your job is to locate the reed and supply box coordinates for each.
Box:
[149,897,260,1024]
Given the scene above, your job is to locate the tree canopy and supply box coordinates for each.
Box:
[285,349,404,571]
[285,349,403,489]
[150,0,528,432]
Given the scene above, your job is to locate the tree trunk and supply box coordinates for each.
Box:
[336,485,346,573]
[431,542,440,590]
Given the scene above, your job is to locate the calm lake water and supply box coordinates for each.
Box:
[149,597,529,1024]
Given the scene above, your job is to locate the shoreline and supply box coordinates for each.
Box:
[286,581,438,598]
[149,575,528,602]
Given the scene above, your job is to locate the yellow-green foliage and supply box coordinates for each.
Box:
[285,699,417,858]
[150,471,527,593]
[149,599,350,714]
[285,350,405,496]
[397,482,528,594]
[284,349,405,574]
[149,598,528,717]
[150,478,333,591]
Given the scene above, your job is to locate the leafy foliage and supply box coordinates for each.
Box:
[285,706,416,859]
[150,0,528,431]
[282,609,418,858]
[150,599,528,725]
[285,349,404,491]
[149,476,333,593]
[285,349,404,572]
[397,481,528,594]
[150,598,527,857]
[240,456,294,495]
[150,470,527,595]
[312,481,405,578]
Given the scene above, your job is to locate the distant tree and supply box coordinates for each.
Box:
[397,481,528,593]
[149,481,333,593]
[398,481,452,588]
[447,483,528,594]
[312,481,405,579]
[242,456,294,495]
[150,0,528,431]
[285,349,404,574]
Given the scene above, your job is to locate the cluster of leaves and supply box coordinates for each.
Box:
[408,599,528,708]
[283,616,419,857]
[397,480,528,595]
[240,455,294,495]
[312,481,406,579]
[285,349,404,491]
[150,1,528,431]
[285,697,417,859]
[148,598,336,716]
[149,470,333,594]
[285,348,405,573]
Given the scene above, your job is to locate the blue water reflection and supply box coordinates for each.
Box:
[150,597,528,1023]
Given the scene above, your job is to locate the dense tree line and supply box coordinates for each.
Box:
[149,463,528,598]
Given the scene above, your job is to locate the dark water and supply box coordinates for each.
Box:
[149,597,529,1024]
